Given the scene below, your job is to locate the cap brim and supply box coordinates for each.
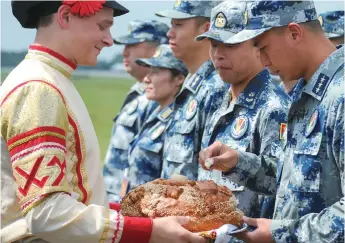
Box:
[104,1,129,17]
[196,29,236,43]
[224,27,271,45]
[113,35,145,45]
[136,58,188,76]
[136,58,159,67]
[155,9,196,19]
[326,33,343,39]
[12,1,128,29]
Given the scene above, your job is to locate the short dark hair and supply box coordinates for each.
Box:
[146,41,161,48]
[36,14,54,28]
[194,16,210,27]
[270,20,323,36]
[170,68,187,78]
[302,20,323,33]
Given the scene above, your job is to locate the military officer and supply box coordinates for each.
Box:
[196,0,289,229]
[199,1,344,242]
[121,44,188,194]
[103,20,169,202]
[156,0,229,180]
[283,10,344,95]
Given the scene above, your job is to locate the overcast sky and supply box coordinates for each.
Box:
[1,0,344,61]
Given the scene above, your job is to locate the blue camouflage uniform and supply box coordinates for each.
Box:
[124,45,188,192]
[161,61,229,180]
[319,10,344,39]
[156,0,229,181]
[223,1,344,242]
[195,0,289,224]
[281,11,345,97]
[103,20,169,203]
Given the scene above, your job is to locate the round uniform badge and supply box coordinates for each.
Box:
[305,110,318,137]
[185,99,198,120]
[127,99,138,115]
[231,116,249,140]
[151,125,165,140]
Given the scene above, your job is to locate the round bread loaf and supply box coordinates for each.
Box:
[120,178,243,232]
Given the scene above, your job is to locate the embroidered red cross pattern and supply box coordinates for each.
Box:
[47,156,67,186]
[15,155,67,197]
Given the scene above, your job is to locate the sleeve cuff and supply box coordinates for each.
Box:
[223,150,261,181]
[120,217,153,243]
[109,203,121,211]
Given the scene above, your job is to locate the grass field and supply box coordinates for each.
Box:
[72,76,136,160]
[2,72,135,161]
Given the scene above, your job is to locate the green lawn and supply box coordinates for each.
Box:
[72,76,135,161]
[2,72,135,161]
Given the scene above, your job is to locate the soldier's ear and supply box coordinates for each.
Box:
[203,21,211,33]
[287,23,302,44]
[174,74,185,87]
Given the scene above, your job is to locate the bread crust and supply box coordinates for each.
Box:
[121,179,244,232]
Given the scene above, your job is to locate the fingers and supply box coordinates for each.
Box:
[233,217,258,242]
[185,232,206,243]
[208,148,237,172]
[198,149,209,171]
[209,153,229,171]
[207,141,223,155]
[173,216,190,226]
[172,217,206,243]
[198,141,225,171]
[243,216,258,227]
[233,231,252,242]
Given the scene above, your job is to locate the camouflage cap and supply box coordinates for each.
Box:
[196,1,247,43]
[136,44,188,76]
[224,0,318,45]
[155,0,221,19]
[113,20,169,45]
[319,11,344,38]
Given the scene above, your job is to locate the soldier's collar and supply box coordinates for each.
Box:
[302,46,344,101]
[157,103,174,122]
[234,69,270,109]
[131,82,147,95]
[184,60,215,94]
[289,78,306,102]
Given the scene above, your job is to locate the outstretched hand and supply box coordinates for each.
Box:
[150,216,206,243]
[233,216,274,243]
[199,141,239,172]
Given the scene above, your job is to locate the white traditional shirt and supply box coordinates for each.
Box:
[0,44,152,243]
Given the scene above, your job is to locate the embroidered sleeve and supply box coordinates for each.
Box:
[1,81,70,214]
[1,80,153,242]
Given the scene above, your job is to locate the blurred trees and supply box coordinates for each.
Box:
[1,50,123,70]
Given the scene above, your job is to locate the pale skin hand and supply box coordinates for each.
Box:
[234,217,274,243]
[198,141,239,172]
[149,216,206,243]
